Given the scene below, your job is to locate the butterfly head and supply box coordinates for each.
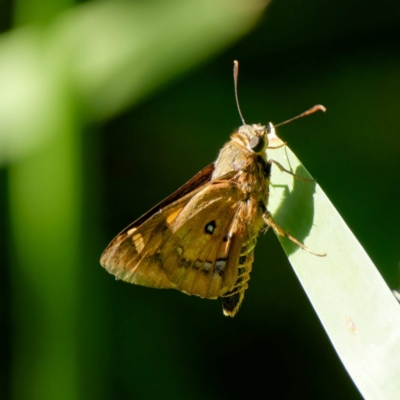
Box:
[237,122,274,155]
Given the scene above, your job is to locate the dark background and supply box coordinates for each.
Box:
[2,0,400,399]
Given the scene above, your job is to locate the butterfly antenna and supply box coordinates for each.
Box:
[233,60,246,125]
[275,104,326,128]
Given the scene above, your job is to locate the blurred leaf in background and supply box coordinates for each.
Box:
[1,1,266,399]
[2,0,400,399]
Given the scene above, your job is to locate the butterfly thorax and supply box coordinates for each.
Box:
[212,124,272,238]
[212,123,272,209]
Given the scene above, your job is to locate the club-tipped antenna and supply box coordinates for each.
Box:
[233,60,246,125]
[275,105,326,128]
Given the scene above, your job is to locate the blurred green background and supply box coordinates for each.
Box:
[1,0,400,399]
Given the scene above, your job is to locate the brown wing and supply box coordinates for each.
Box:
[110,162,215,237]
[100,163,215,288]
[101,163,253,302]
[159,180,246,299]
[101,197,185,289]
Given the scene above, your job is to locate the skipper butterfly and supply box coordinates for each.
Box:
[101,61,325,316]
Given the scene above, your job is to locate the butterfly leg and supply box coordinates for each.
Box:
[262,212,326,257]
[270,159,314,182]
[261,225,270,234]
[267,142,287,149]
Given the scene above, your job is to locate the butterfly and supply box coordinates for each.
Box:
[100,61,325,317]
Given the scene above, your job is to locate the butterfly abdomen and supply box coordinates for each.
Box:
[222,236,256,317]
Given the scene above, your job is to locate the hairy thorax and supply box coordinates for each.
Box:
[212,138,271,234]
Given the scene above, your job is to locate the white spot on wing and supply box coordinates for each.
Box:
[203,261,213,272]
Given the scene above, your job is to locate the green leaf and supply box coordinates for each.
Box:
[0,0,268,164]
[268,135,400,399]
[4,1,268,399]
[55,0,269,119]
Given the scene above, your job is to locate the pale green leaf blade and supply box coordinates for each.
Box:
[268,136,400,400]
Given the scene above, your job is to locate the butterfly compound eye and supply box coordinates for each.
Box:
[249,136,265,153]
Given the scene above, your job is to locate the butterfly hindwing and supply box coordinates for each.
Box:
[160,180,245,298]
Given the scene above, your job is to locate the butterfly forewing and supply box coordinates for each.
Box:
[101,200,181,289]
[100,164,216,288]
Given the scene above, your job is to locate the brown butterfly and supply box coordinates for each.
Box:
[100,61,325,317]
